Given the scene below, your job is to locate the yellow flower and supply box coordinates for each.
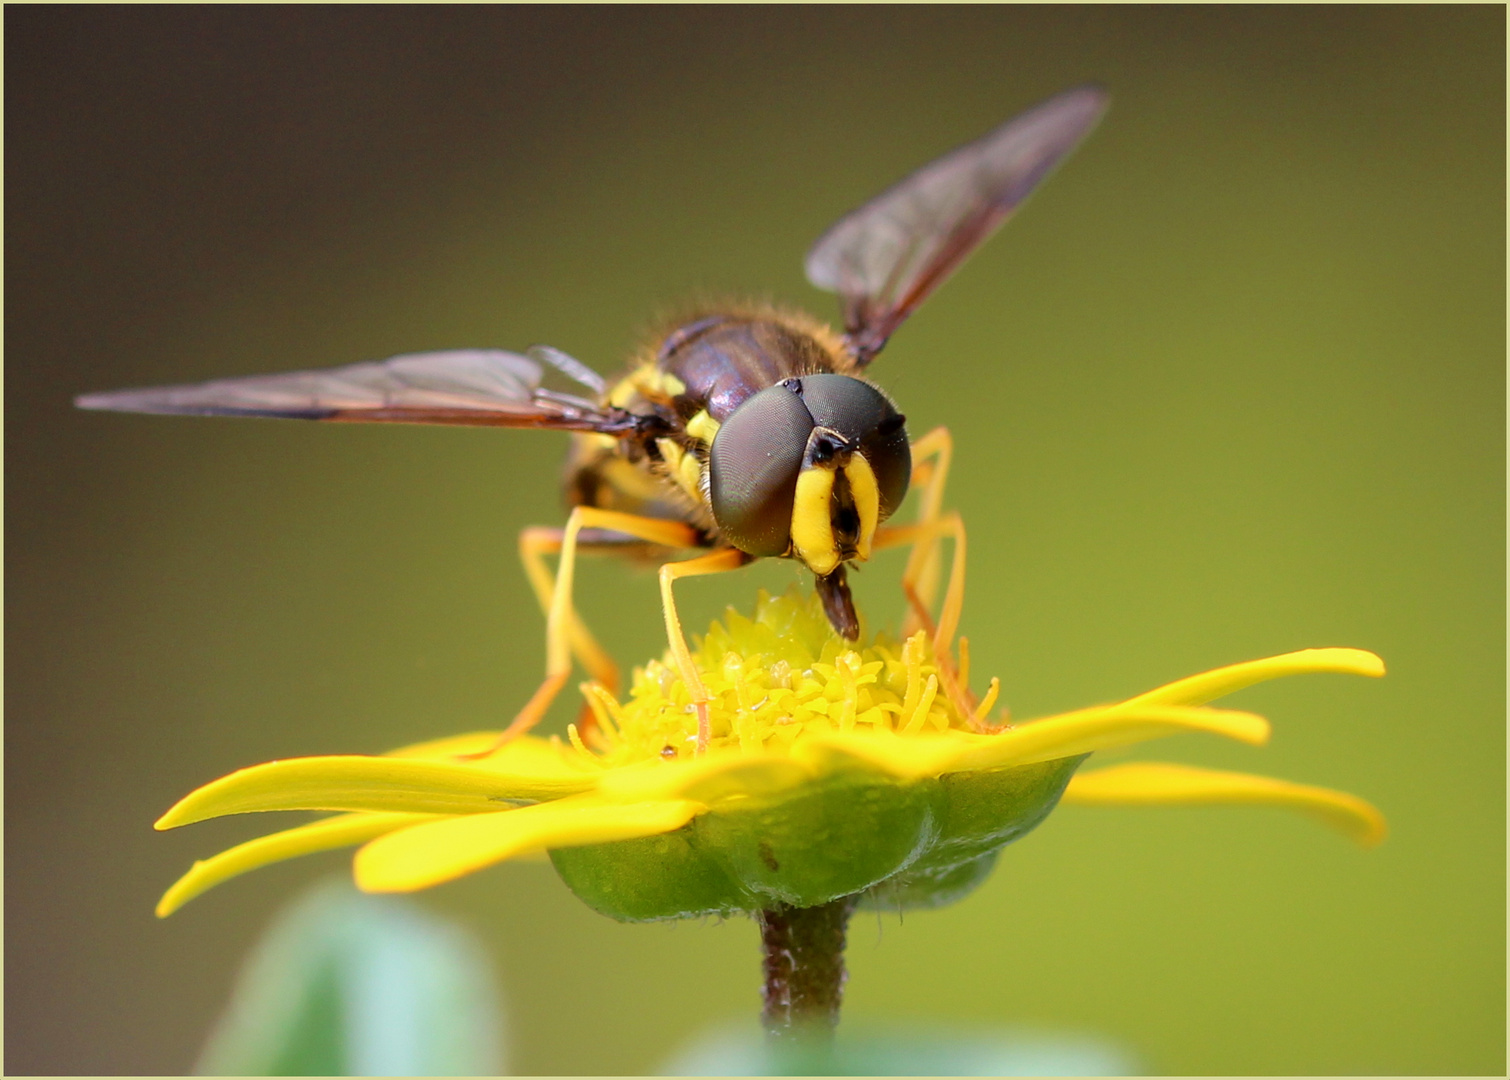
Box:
[154,589,1386,920]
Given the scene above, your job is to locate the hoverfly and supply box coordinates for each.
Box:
[77,85,1107,753]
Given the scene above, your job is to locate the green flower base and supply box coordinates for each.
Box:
[550,756,1084,921]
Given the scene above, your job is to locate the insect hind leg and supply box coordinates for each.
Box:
[467,509,723,760]
[519,525,625,699]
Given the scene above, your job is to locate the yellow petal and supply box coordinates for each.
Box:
[795,730,969,779]
[354,796,704,892]
[1118,648,1385,708]
[942,704,1271,774]
[154,755,599,830]
[382,731,591,780]
[1063,762,1387,846]
[780,705,1266,780]
[156,812,436,917]
[594,751,813,804]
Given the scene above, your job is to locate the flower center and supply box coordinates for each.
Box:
[571,588,981,765]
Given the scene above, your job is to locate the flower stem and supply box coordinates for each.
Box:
[757,895,858,1041]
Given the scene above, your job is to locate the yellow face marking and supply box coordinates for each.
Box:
[685,409,720,448]
[845,452,881,562]
[790,453,882,575]
[790,466,840,576]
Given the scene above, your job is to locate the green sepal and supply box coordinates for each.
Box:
[551,755,1084,921]
[901,755,1087,874]
[550,823,750,922]
[858,849,1004,912]
[695,770,940,906]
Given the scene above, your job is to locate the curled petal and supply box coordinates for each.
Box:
[1118,648,1385,709]
[942,704,1271,774]
[155,755,598,830]
[157,812,436,917]
[1063,762,1387,846]
[768,706,1266,780]
[354,796,705,893]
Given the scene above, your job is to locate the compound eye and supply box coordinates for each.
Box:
[862,411,911,519]
[709,384,814,556]
[795,374,910,517]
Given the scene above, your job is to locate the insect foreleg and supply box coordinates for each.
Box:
[899,426,954,638]
[519,527,622,691]
[872,508,970,719]
[519,526,623,734]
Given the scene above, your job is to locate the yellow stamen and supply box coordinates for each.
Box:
[566,722,597,764]
[901,674,939,736]
[836,652,861,731]
[580,682,622,743]
[899,631,925,722]
[970,676,1001,729]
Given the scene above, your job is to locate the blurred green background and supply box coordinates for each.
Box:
[7,7,1503,1075]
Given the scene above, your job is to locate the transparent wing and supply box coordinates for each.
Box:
[805,84,1109,365]
[75,348,632,433]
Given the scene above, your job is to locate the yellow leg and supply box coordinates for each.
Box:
[519,526,621,697]
[873,509,970,718]
[901,427,953,638]
[659,547,752,752]
[465,513,736,761]
[874,510,966,661]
